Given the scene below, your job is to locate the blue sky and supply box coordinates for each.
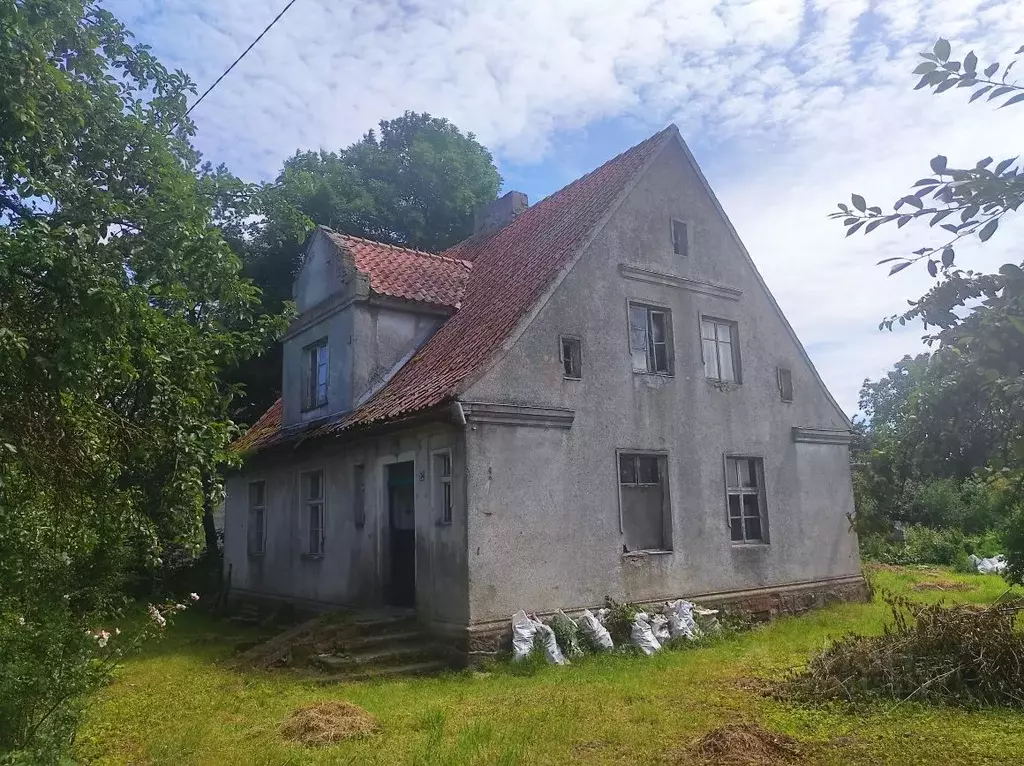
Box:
[104,0,1024,414]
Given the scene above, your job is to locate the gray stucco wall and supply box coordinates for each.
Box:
[223,423,469,626]
[461,137,860,624]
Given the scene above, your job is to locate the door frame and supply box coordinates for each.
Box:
[376,451,417,606]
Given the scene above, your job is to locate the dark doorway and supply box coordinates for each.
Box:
[386,461,416,607]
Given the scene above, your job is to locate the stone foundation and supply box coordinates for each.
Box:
[460,573,869,659]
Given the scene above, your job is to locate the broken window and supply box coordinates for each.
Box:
[302,339,328,410]
[248,480,266,556]
[433,451,453,524]
[726,457,767,544]
[701,318,739,382]
[561,335,582,379]
[353,463,365,529]
[629,304,672,374]
[777,366,793,402]
[672,219,689,257]
[618,452,671,552]
[302,470,325,555]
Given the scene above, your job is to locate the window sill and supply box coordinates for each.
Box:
[300,404,328,414]
[622,549,673,559]
[436,520,453,527]
[563,375,582,381]
[707,379,741,391]
[247,551,265,560]
[632,370,674,378]
[731,542,769,549]
[300,553,324,561]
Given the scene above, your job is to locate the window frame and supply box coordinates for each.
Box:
[247,480,266,557]
[723,455,769,545]
[777,366,793,402]
[616,448,673,553]
[432,449,453,525]
[560,335,582,380]
[671,218,691,257]
[353,463,366,529]
[301,338,329,412]
[627,301,674,376]
[700,316,741,383]
[300,468,326,557]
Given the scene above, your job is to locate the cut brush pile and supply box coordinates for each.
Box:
[781,594,1024,708]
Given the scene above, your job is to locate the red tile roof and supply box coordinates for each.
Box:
[235,126,674,454]
[322,231,472,309]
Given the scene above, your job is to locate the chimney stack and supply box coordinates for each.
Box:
[473,191,528,237]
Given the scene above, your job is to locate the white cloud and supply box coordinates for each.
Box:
[103,0,1024,414]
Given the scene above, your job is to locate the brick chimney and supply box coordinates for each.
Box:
[473,191,528,237]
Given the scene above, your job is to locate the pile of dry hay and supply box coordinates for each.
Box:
[690,723,802,765]
[782,594,1024,708]
[281,701,379,746]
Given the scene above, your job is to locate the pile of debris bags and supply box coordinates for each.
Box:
[511,599,719,664]
[968,554,1008,574]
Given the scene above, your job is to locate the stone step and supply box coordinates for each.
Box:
[333,630,424,651]
[315,641,444,670]
[320,658,452,682]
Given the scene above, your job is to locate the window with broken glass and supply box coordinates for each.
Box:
[629,304,672,374]
[302,339,328,410]
[560,335,582,379]
[618,452,671,552]
[701,318,739,382]
[726,457,767,544]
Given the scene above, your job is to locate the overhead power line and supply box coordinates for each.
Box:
[185,0,301,117]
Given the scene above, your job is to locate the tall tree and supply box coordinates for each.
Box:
[0,2,283,758]
[833,38,1024,579]
[226,112,503,423]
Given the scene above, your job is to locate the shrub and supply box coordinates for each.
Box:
[859,524,1004,568]
[782,594,1024,708]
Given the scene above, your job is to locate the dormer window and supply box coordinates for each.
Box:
[302,339,328,411]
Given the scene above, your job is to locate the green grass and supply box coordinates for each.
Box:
[76,567,1024,765]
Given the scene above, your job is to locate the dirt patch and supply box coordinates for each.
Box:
[734,677,773,695]
[281,701,379,746]
[690,723,802,765]
[912,579,976,592]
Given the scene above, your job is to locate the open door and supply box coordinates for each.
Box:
[386,461,416,607]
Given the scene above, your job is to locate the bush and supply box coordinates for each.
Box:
[782,594,1024,708]
[860,524,1005,568]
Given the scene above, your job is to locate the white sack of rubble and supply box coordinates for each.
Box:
[630,617,662,655]
[533,620,568,665]
[665,599,699,640]
[969,553,1008,574]
[579,608,614,651]
[511,610,539,661]
[649,613,671,643]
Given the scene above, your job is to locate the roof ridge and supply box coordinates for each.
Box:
[321,228,473,268]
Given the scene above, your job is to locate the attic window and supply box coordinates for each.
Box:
[672,220,689,257]
[302,339,328,411]
[561,336,582,379]
[777,367,793,402]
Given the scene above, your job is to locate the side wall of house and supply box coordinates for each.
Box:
[223,423,469,627]
[461,138,860,624]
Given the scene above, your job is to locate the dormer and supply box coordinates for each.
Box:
[280,227,471,428]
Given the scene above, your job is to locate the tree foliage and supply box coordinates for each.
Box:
[0,1,284,759]
[840,37,1024,580]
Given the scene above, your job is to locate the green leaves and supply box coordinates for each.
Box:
[979,219,999,241]
[930,155,948,174]
[934,38,951,62]
[852,193,866,211]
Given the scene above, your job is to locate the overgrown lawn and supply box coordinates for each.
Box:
[76,567,1024,765]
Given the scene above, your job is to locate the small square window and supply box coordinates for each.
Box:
[726,457,767,544]
[777,367,793,402]
[560,336,582,379]
[672,220,689,257]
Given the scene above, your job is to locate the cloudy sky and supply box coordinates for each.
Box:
[105,0,1024,415]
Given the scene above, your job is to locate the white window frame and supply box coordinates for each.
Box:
[724,456,768,544]
[301,469,325,556]
[701,317,740,383]
[628,302,673,375]
[302,339,329,411]
[560,335,582,380]
[248,480,266,556]
[671,219,691,257]
[432,449,453,525]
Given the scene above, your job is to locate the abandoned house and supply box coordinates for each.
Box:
[224,125,864,652]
